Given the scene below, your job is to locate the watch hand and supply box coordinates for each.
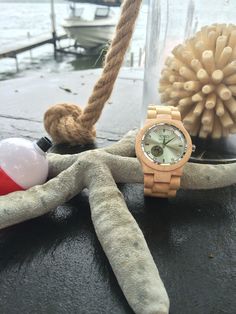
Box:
[164,137,175,146]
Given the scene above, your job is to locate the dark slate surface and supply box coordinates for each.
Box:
[0,70,236,314]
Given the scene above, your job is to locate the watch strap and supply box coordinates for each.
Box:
[143,166,183,198]
[147,105,181,121]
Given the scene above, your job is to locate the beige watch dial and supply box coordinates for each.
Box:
[141,123,188,165]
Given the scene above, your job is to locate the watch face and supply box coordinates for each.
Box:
[141,123,188,165]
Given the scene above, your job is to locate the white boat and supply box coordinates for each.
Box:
[62,1,121,50]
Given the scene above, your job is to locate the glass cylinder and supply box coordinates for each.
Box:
[142,0,236,124]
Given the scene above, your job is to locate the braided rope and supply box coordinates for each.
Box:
[44,0,142,144]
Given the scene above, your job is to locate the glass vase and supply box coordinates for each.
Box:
[142,0,236,121]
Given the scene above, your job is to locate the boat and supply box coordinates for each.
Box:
[62,0,121,50]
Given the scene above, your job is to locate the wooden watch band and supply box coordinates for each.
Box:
[144,168,183,198]
[144,105,183,198]
[147,105,181,121]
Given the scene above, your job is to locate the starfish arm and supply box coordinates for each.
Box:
[181,162,236,189]
[106,154,143,183]
[47,129,138,178]
[0,158,85,230]
[107,154,236,189]
[87,165,169,314]
[48,152,83,177]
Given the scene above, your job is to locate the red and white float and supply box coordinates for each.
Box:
[0,137,52,195]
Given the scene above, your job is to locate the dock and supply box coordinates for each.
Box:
[0,32,67,60]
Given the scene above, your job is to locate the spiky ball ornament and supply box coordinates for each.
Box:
[159,24,236,139]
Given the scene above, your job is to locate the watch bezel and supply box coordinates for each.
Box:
[135,118,192,171]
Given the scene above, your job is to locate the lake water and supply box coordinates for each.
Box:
[0,0,148,81]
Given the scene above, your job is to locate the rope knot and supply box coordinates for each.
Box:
[44,103,96,145]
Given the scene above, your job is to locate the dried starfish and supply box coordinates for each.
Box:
[0,129,236,314]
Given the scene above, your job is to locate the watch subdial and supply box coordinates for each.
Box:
[151,145,163,157]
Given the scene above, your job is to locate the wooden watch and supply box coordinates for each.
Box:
[135,105,194,198]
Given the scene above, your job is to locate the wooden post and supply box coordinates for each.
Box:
[138,48,142,67]
[130,52,134,67]
[50,0,57,58]
[15,56,19,72]
[27,32,33,60]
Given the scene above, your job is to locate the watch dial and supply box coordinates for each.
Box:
[142,123,188,165]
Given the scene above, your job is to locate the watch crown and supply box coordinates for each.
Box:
[192,144,196,152]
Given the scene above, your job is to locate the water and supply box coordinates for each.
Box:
[0,0,148,81]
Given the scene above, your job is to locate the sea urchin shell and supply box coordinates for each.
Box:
[159,24,236,138]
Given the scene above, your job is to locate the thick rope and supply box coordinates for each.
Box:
[44,0,142,145]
